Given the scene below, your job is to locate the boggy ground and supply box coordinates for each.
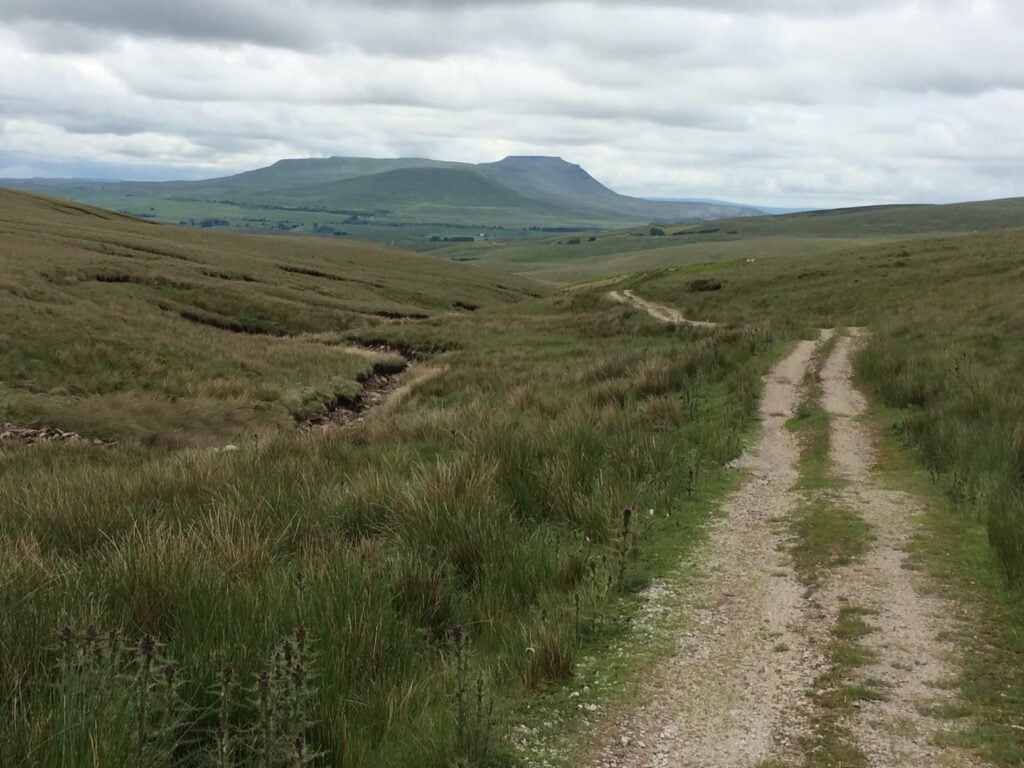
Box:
[581,315,984,767]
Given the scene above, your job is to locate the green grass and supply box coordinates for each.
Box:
[7,179,1024,766]
[0,189,781,767]
[631,227,1024,579]
[0,188,545,446]
[801,602,884,768]
[631,226,1024,765]
[786,331,872,588]
[869,420,1024,765]
[780,328,876,767]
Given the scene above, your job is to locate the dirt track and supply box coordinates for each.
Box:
[582,295,982,768]
[608,289,719,328]
[816,332,980,768]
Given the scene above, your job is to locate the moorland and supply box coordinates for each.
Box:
[2,178,1023,767]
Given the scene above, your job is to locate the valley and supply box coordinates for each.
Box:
[1,184,1023,768]
[1,156,761,249]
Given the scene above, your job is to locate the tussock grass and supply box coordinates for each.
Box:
[0,192,779,766]
[633,228,1024,583]
[635,226,1024,763]
[0,188,544,445]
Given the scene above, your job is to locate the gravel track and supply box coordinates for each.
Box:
[574,291,985,768]
[588,335,826,767]
[816,331,984,768]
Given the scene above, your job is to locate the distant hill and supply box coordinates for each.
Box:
[0,156,764,245]
[435,195,1024,283]
[709,197,1024,237]
[647,197,812,215]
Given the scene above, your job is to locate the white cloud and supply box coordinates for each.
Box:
[0,1,1023,206]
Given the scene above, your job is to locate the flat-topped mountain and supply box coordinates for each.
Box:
[2,156,763,243]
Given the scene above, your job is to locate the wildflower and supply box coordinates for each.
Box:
[139,633,157,659]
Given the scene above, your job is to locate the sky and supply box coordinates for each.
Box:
[1,0,1023,208]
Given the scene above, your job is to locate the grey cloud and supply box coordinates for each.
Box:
[0,0,931,54]
[1,0,319,47]
[2,1,1024,206]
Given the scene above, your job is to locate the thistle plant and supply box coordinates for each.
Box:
[617,507,633,592]
[251,626,318,768]
[449,625,497,764]
[47,626,186,768]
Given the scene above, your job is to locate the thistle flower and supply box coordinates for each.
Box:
[57,625,74,648]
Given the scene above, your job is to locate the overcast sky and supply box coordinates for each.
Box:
[1,0,1022,207]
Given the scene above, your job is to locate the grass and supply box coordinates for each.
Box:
[631,225,1024,765]
[786,331,872,588]
[504,463,755,767]
[631,226,1024,581]
[869,418,1024,765]
[0,190,781,767]
[0,188,545,446]
[7,179,1024,765]
[801,602,884,768]
[781,328,877,767]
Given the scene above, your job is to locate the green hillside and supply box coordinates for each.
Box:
[0,188,545,445]
[439,196,1024,283]
[193,156,453,193]
[4,184,1024,766]
[0,155,762,246]
[271,166,552,214]
[478,156,755,221]
[709,196,1024,237]
[1,186,775,767]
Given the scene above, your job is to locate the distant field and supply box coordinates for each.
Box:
[430,197,1024,283]
[442,231,911,283]
[0,182,555,251]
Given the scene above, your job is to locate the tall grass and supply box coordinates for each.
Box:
[631,226,1024,585]
[859,334,1024,583]
[0,289,777,766]
[0,188,545,445]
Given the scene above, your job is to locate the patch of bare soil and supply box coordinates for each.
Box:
[300,361,446,434]
[608,289,720,328]
[300,372,405,432]
[817,331,984,768]
[587,335,826,767]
